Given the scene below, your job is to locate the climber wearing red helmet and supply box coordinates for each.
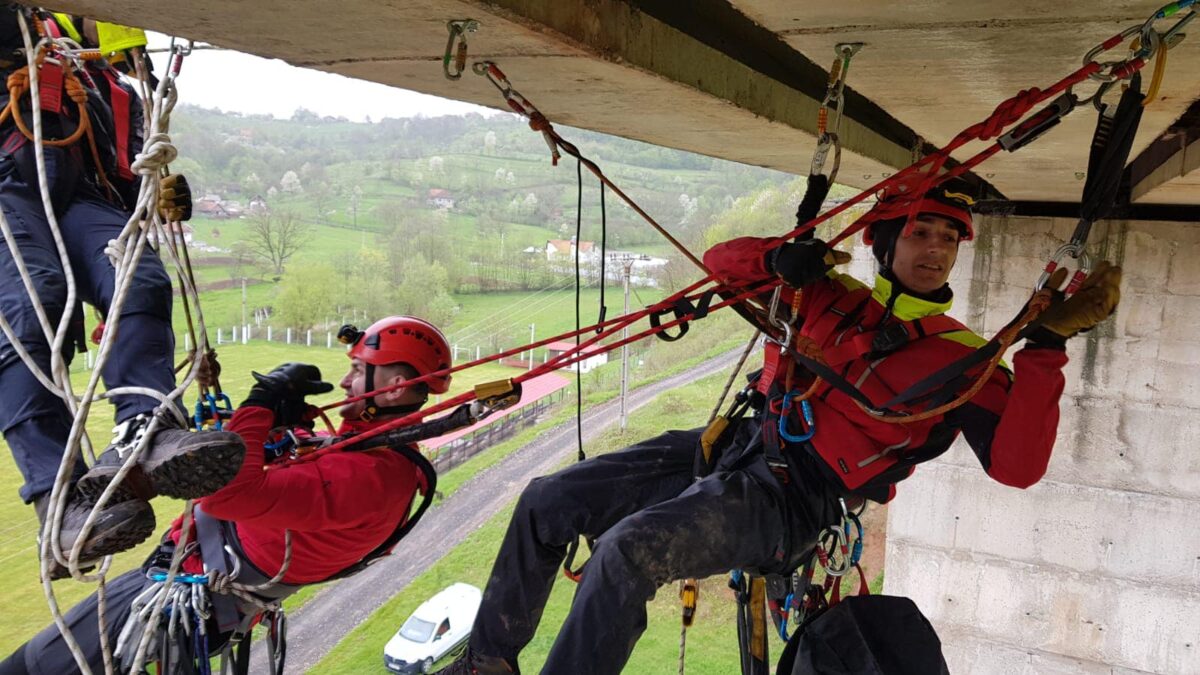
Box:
[338,316,453,421]
[4,317,451,675]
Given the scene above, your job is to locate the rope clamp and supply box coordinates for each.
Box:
[443,19,479,81]
[997,92,1077,152]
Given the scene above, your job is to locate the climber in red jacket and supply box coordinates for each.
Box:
[436,184,1122,675]
[1,316,452,675]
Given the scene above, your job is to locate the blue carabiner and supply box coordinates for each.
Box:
[844,512,865,566]
[778,391,816,443]
[209,392,233,431]
[192,397,207,431]
[778,591,795,641]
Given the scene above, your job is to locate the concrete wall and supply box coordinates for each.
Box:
[884,215,1200,675]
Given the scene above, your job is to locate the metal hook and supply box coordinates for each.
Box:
[443,19,479,81]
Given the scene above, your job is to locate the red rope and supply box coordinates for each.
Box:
[281,279,780,468]
[308,51,1142,433]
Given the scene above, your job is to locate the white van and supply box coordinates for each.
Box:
[383,582,483,673]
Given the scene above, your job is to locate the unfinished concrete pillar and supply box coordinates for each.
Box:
[886,214,1200,674]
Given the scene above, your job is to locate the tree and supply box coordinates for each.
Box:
[280,170,303,194]
[276,263,337,329]
[243,171,263,194]
[244,210,310,278]
[394,254,456,327]
[311,182,335,222]
[227,240,257,282]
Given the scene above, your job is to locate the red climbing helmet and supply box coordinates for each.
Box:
[861,176,975,244]
[339,316,452,394]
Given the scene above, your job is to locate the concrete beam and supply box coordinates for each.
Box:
[32,0,1003,195]
[731,0,1200,203]
[1128,99,1200,205]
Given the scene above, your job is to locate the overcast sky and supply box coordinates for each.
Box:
[146,33,494,122]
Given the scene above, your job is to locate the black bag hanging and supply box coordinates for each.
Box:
[777,595,949,675]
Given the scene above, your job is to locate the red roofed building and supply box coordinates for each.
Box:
[545,238,597,263]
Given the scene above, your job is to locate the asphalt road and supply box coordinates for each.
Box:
[263,349,744,673]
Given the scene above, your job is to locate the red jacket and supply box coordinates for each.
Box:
[704,237,1067,502]
[170,407,424,584]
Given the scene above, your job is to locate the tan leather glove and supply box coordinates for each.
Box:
[158,173,192,222]
[1038,261,1122,338]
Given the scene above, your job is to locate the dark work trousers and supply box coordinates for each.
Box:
[0,568,146,675]
[469,422,841,675]
[0,144,176,503]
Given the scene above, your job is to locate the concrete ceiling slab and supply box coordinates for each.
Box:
[30,0,1200,207]
[732,0,1200,204]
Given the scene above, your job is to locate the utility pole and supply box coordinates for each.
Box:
[617,254,650,431]
[528,323,535,372]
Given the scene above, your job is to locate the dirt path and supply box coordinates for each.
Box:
[266,350,744,673]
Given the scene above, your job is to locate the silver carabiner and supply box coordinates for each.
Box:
[818,524,851,577]
[443,19,479,81]
[1037,243,1093,295]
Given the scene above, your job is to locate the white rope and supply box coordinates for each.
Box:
[0,13,209,673]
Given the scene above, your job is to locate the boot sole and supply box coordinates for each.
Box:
[48,505,156,580]
[77,440,245,502]
[145,442,245,499]
[77,506,157,560]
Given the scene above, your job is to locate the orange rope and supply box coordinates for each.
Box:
[6,64,92,147]
[2,57,117,197]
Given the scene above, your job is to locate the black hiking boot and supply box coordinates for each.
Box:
[75,413,246,503]
[34,492,156,580]
[432,648,515,675]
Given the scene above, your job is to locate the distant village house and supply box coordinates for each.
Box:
[427,188,455,209]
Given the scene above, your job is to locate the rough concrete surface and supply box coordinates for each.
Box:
[888,215,1200,674]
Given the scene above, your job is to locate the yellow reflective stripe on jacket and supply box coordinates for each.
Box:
[96,23,147,54]
[51,13,83,43]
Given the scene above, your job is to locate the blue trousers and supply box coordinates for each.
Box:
[0,144,175,503]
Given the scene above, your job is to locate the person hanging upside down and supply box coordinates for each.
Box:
[0,8,237,578]
[434,184,1123,675]
[0,316,451,675]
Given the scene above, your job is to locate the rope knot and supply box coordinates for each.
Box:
[131,132,177,175]
[528,111,552,133]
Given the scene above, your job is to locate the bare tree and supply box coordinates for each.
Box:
[245,210,310,279]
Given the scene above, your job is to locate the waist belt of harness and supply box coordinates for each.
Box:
[193,505,301,633]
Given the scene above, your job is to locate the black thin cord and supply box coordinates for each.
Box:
[596,181,607,332]
[574,157,585,462]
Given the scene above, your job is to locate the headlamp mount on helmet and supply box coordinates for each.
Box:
[337,324,364,346]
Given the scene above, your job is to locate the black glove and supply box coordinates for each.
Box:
[766,239,851,288]
[241,362,334,427]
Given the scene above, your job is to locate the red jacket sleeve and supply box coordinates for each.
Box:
[947,346,1068,488]
[197,407,415,531]
[703,236,778,285]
